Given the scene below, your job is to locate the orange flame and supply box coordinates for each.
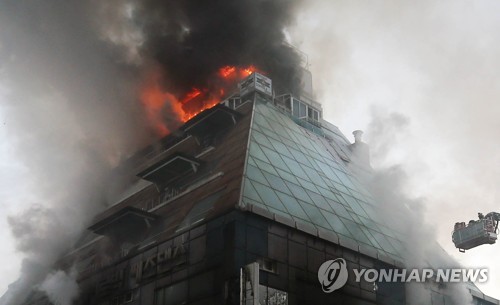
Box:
[140,65,261,137]
[219,65,257,80]
[182,95,220,122]
[180,88,202,105]
[219,66,236,78]
[243,65,256,76]
[140,71,183,136]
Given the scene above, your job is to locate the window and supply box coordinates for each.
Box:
[289,96,321,124]
[241,263,288,305]
[175,191,222,231]
[292,99,299,117]
[258,258,278,274]
[155,281,188,305]
[284,96,291,110]
[259,285,288,305]
[307,107,313,119]
[299,103,307,118]
[109,291,135,305]
[223,97,242,109]
[232,97,244,108]
[124,292,133,303]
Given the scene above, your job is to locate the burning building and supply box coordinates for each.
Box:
[11,70,498,305]
[2,0,499,304]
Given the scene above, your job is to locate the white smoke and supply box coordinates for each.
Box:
[290,0,500,299]
[354,110,473,304]
[0,1,152,303]
[39,269,79,305]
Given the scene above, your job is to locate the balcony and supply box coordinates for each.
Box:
[137,153,201,187]
[88,206,159,239]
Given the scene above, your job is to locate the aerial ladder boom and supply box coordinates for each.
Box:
[452,212,499,252]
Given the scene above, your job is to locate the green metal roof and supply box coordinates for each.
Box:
[241,100,406,261]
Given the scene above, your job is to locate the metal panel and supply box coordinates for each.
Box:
[239,73,272,97]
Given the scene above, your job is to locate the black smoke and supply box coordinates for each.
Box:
[136,0,304,95]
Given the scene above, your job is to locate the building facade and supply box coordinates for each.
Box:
[22,73,498,305]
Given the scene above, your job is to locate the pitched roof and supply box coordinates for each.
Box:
[241,100,405,261]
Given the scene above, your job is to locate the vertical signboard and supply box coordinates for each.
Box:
[240,262,260,305]
[240,262,288,305]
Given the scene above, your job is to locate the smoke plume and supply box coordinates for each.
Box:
[39,270,79,305]
[357,110,472,304]
[0,0,303,303]
[132,0,304,95]
[291,0,500,298]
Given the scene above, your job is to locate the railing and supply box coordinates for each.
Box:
[288,114,324,136]
[273,98,324,136]
[135,188,181,211]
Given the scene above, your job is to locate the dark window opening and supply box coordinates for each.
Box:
[155,281,188,305]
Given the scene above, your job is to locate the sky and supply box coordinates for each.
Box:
[1,0,500,301]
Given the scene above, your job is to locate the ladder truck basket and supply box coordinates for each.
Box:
[452,219,497,252]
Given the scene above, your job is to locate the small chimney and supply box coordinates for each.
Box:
[349,130,371,168]
[352,130,364,144]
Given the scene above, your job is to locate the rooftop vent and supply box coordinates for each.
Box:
[348,130,371,168]
[239,72,272,98]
